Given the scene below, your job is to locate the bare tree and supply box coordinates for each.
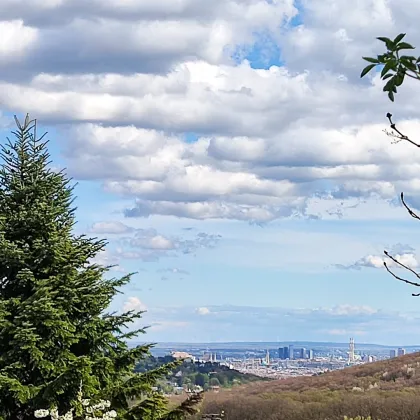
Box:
[361,34,420,295]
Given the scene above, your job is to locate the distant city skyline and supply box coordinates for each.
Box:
[1,1,420,344]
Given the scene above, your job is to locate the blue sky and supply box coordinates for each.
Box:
[2,0,420,345]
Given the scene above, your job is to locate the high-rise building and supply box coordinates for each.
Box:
[289,344,294,360]
[398,347,406,356]
[349,338,355,363]
[308,349,314,360]
[390,349,397,358]
[278,346,290,360]
[299,348,306,359]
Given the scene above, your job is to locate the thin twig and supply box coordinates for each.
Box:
[384,250,420,280]
[385,112,420,147]
[400,192,420,220]
[383,262,420,295]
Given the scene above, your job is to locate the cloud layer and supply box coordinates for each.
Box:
[128,303,420,344]
[90,221,221,266]
[2,0,420,223]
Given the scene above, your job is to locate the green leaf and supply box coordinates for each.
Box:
[360,64,376,78]
[393,33,406,44]
[377,36,392,44]
[382,73,393,80]
[396,42,415,50]
[377,36,395,50]
[388,90,395,101]
[383,78,395,91]
[381,61,395,78]
[404,60,417,72]
[394,72,405,87]
[362,56,379,64]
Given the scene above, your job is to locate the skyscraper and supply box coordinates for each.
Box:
[390,349,397,358]
[289,344,294,360]
[349,338,355,363]
[398,347,406,356]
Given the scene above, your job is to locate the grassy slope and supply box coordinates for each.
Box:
[196,352,420,420]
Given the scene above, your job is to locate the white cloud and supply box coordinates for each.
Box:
[338,252,419,270]
[0,20,38,60]
[196,307,211,315]
[0,1,297,79]
[2,0,420,225]
[90,221,134,234]
[123,297,147,312]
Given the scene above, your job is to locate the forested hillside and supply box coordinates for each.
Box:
[135,356,267,393]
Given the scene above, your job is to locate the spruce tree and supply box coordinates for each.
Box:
[0,115,202,419]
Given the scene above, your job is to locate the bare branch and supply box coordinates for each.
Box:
[383,261,420,296]
[400,192,420,220]
[384,112,420,147]
[384,250,420,280]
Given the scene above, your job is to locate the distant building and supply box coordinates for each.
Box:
[171,351,195,362]
[308,349,314,360]
[299,348,306,359]
[278,346,289,360]
[398,347,406,356]
[289,344,294,360]
[278,347,285,359]
[390,349,397,358]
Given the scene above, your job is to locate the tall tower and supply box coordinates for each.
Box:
[266,349,270,365]
[349,337,355,363]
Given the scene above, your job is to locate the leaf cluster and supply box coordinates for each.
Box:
[360,33,420,101]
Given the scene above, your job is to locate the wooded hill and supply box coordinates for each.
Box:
[136,356,266,393]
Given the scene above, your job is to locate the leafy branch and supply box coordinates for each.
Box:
[361,33,419,101]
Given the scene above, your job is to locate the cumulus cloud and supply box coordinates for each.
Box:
[0,0,297,80]
[1,0,420,224]
[337,246,419,270]
[89,249,125,272]
[196,307,211,315]
[123,296,147,312]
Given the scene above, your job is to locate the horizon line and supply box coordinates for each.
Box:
[129,340,420,348]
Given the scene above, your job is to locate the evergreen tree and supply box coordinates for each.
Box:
[0,115,202,419]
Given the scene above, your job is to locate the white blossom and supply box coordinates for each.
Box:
[34,396,116,420]
[35,409,50,418]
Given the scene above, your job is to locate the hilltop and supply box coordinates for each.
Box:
[135,356,266,394]
[196,352,420,420]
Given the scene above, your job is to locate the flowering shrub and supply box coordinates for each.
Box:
[34,395,117,420]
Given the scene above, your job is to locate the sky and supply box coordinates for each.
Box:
[3,0,420,345]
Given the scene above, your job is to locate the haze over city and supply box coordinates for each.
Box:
[2,0,420,345]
